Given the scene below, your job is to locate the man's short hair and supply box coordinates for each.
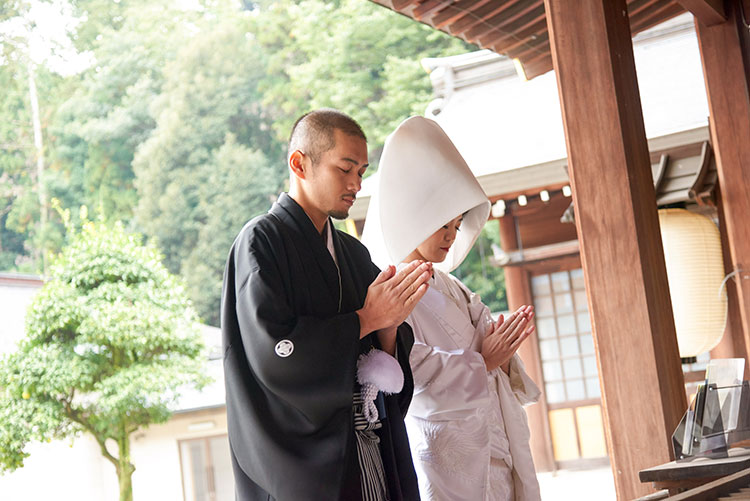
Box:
[288,109,367,165]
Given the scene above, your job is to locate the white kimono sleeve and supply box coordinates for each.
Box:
[490,355,541,407]
[458,277,541,407]
[407,338,490,421]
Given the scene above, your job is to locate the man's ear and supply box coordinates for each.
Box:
[288,150,308,180]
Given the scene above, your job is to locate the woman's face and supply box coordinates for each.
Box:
[409,215,463,263]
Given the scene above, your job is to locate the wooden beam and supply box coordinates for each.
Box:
[523,54,553,79]
[710,184,750,380]
[491,19,547,55]
[497,216,557,473]
[391,0,415,10]
[677,0,727,26]
[0,273,43,287]
[507,38,550,62]
[544,0,687,499]
[449,0,515,36]
[695,0,750,370]
[631,2,687,34]
[412,0,452,21]
[668,466,750,501]
[477,3,545,48]
[627,0,669,18]
[519,45,552,67]
[465,0,541,41]
[502,239,580,266]
[432,0,491,29]
[520,253,583,276]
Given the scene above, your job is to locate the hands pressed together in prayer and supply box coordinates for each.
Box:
[481,305,535,374]
[357,260,432,354]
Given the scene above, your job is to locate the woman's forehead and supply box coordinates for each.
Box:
[443,214,464,225]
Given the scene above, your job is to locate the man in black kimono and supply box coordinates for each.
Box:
[222,109,430,500]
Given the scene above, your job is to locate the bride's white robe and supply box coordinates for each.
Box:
[405,269,542,501]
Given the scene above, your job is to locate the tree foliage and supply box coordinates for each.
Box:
[0,62,36,270]
[255,0,473,160]
[0,219,208,501]
[131,15,285,323]
[179,136,279,326]
[0,1,76,271]
[454,221,508,313]
[0,0,502,328]
[51,0,206,225]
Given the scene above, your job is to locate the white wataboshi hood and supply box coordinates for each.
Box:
[362,116,490,272]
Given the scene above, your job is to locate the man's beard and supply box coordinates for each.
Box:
[328,209,349,220]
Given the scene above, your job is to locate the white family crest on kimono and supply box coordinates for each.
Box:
[405,270,541,501]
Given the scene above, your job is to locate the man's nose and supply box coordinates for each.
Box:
[349,172,362,192]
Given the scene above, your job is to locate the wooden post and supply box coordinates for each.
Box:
[710,185,749,378]
[694,0,750,366]
[497,215,556,472]
[544,0,687,498]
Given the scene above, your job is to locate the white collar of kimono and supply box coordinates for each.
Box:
[362,116,490,272]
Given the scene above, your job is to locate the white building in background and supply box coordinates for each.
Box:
[421,13,708,177]
[0,274,42,355]
[0,274,233,501]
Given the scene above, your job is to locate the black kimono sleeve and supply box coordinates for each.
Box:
[222,222,363,500]
[234,248,361,424]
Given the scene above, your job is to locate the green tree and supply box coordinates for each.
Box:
[130,0,471,324]
[2,0,476,326]
[0,61,74,273]
[254,0,473,161]
[133,16,285,324]
[51,0,205,225]
[0,0,80,272]
[454,221,508,313]
[181,136,279,326]
[0,218,209,501]
[0,62,36,270]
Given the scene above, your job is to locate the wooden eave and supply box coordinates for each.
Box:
[479,133,718,259]
[560,138,719,224]
[497,238,580,268]
[0,272,43,287]
[369,0,687,79]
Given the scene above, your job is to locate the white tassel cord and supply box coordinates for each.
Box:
[356,349,404,423]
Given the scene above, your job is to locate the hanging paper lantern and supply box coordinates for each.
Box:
[658,208,727,358]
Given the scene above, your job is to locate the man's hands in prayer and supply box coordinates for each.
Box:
[481,305,535,374]
[357,261,432,347]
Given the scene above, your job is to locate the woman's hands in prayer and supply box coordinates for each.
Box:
[357,260,432,342]
[481,305,535,374]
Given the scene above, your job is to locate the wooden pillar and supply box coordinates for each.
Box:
[695,0,750,364]
[710,185,750,379]
[497,215,556,473]
[544,1,687,498]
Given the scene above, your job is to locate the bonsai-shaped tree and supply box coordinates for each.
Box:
[0,218,209,501]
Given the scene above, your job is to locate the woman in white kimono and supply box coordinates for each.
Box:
[363,116,542,501]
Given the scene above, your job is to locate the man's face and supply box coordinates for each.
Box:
[307,128,368,220]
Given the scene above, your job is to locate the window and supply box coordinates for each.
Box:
[532,269,608,463]
[532,270,600,404]
[179,435,234,501]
